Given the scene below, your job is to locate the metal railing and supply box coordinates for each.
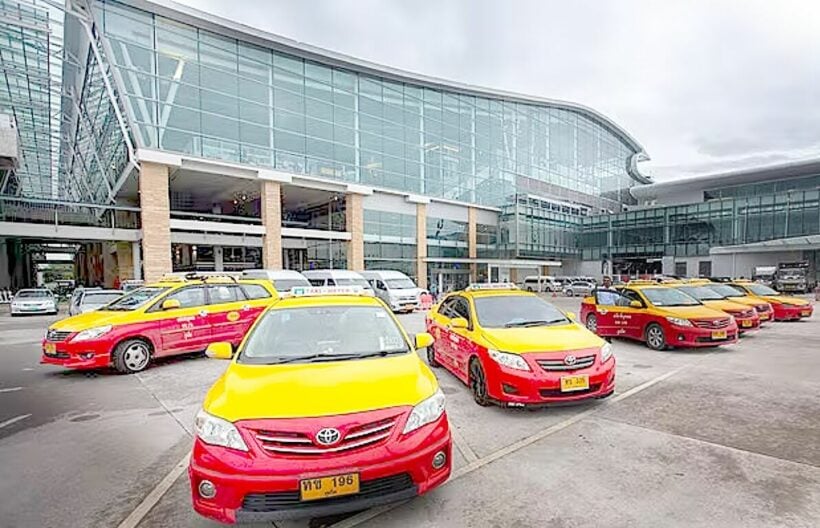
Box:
[0,197,140,229]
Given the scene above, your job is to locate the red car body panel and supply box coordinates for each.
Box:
[770,302,813,321]
[189,409,451,524]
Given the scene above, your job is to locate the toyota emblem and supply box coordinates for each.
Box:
[315,428,341,446]
[564,355,577,366]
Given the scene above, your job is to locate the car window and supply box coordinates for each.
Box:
[641,287,701,307]
[82,292,123,305]
[157,286,206,310]
[105,287,169,311]
[595,288,622,306]
[308,278,326,286]
[16,290,50,298]
[241,284,272,300]
[437,297,458,318]
[620,290,644,307]
[451,296,471,323]
[207,285,245,305]
[474,295,568,328]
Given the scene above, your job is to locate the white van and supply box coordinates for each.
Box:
[301,269,375,295]
[361,270,422,312]
[240,269,310,294]
[522,275,559,292]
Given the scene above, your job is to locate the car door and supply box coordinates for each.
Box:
[206,284,254,346]
[592,289,620,335]
[447,295,478,380]
[618,289,649,339]
[428,296,459,371]
[155,286,211,356]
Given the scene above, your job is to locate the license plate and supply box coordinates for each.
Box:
[300,473,359,501]
[44,343,56,354]
[759,313,769,320]
[741,320,752,328]
[560,375,589,392]
[712,330,727,340]
[801,310,811,316]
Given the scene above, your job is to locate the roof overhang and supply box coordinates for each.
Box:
[710,234,820,254]
[425,257,562,267]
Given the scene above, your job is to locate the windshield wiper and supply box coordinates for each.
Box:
[504,318,565,328]
[272,353,364,364]
[355,348,409,358]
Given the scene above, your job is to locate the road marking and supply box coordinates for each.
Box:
[0,387,23,393]
[450,425,479,463]
[116,452,190,528]
[330,366,688,528]
[0,413,31,429]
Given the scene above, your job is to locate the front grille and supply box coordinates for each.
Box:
[692,318,730,329]
[540,383,601,398]
[242,473,414,512]
[754,304,770,313]
[537,354,595,371]
[254,417,397,455]
[46,330,72,342]
[730,309,755,318]
[696,333,735,343]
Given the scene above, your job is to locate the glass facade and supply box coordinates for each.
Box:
[363,209,416,277]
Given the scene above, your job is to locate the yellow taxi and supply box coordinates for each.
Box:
[726,280,813,321]
[581,280,739,350]
[668,280,761,333]
[189,286,451,524]
[41,274,276,373]
[425,283,614,407]
[700,282,775,322]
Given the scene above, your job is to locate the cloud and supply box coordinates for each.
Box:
[177,0,820,181]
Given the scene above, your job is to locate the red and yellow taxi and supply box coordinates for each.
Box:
[425,284,614,407]
[669,280,761,333]
[580,281,739,350]
[727,280,814,321]
[41,274,276,373]
[189,286,450,524]
[701,282,775,322]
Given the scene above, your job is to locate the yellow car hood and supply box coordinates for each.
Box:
[482,323,604,354]
[702,299,753,313]
[761,295,809,306]
[48,310,130,332]
[658,305,728,319]
[205,353,438,422]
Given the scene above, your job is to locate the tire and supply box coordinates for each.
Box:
[586,313,598,333]
[645,323,667,351]
[427,342,440,368]
[112,339,152,374]
[526,287,533,292]
[469,357,491,407]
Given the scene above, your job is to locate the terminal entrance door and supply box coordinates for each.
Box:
[284,248,307,271]
[429,268,470,296]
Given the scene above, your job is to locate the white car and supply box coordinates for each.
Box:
[563,281,595,297]
[11,289,57,316]
[68,289,124,316]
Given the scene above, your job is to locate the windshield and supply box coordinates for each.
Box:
[474,295,569,328]
[385,278,416,289]
[83,292,123,305]
[239,305,409,364]
[746,283,779,296]
[103,287,168,311]
[641,287,701,307]
[708,284,744,298]
[334,277,372,289]
[272,278,310,291]
[676,285,724,301]
[16,290,51,299]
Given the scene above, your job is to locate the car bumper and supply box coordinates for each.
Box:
[773,304,811,321]
[485,358,616,405]
[666,325,738,347]
[389,301,420,312]
[189,416,451,524]
[11,306,56,315]
[40,338,112,370]
[735,315,761,333]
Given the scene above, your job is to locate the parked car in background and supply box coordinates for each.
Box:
[564,280,595,297]
[361,270,422,312]
[522,276,560,292]
[241,269,310,294]
[301,269,375,295]
[121,279,145,293]
[11,289,57,316]
[69,289,124,316]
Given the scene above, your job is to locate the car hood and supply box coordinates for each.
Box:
[761,295,810,306]
[657,305,728,319]
[48,310,131,331]
[481,323,604,354]
[701,299,753,313]
[204,353,438,421]
[725,297,767,308]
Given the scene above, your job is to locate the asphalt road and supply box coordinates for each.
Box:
[1,297,819,528]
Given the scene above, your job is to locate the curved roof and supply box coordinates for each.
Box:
[130,0,649,160]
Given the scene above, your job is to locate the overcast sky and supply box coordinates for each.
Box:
[178,0,820,181]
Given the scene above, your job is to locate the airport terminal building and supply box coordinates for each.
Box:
[1,0,818,289]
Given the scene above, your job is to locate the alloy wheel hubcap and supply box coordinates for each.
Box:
[648,328,663,347]
[587,316,597,332]
[124,344,149,370]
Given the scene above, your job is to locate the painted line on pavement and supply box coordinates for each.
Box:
[450,425,479,463]
[116,452,191,528]
[0,413,32,430]
[331,365,687,528]
[0,387,23,393]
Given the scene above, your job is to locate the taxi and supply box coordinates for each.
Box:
[41,274,276,374]
[425,283,614,407]
[669,280,761,333]
[189,286,450,523]
[727,280,814,321]
[580,280,739,350]
[702,282,775,322]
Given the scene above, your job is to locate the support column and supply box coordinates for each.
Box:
[139,162,172,282]
[346,193,364,271]
[115,242,135,281]
[103,243,117,288]
[132,241,142,280]
[416,203,428,289]
[468,206,477,282]
[214,246,224,272]
[260,180,283,270]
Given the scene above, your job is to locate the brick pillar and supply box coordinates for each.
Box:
[416,203,427,289]
[103,243,117,288]
[346,193,364,271]
[260,180,283,269]
[115,242,135,280]
[509,268,518,284]
[139,162,172,282]
[468,206,478,282]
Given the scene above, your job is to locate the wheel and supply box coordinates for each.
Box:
[645,323,666,351]
[112,339,152,374]
[526,287,533,292]
[586,313,598,333]
[426,342,440,368]
[469,357,491,407]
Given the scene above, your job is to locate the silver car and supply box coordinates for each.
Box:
[563,281,595,297]
[10,289,57,316]
[68,289,124,316]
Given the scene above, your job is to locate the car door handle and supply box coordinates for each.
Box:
[198,310,209,318]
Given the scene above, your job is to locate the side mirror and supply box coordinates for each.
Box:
[161,299,181,311]
[630,300,642,308]
[205,342,233,360]
[415,332,434,350]
[450,317,468,329]
[566,311,576,321]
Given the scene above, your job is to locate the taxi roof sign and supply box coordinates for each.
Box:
[465,282,518,291]
[289,286,367,297]
[625,279,661,286]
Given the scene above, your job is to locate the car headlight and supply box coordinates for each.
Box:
[194,409,248,451]
[402,389,446,434]
[488,349,531,371]
[71,325,113,342]
[600,342,613,362]
[665,317,692,327]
